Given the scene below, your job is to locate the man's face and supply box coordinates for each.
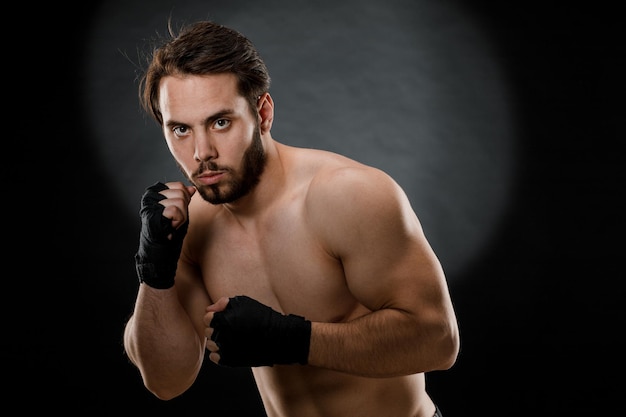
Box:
[159,73,266,204]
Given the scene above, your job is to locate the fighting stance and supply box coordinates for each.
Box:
[123,20,459,417]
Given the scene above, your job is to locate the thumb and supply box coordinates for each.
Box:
[206,296,230,313]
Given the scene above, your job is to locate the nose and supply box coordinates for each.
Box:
[194,132,217,162]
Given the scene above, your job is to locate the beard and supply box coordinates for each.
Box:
[182,125,267,205]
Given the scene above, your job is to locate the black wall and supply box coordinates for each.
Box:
[10,1,623,415]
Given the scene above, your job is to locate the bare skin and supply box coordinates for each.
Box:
[124,73,459,417]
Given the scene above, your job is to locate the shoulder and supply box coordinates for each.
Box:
[306,156,413,221]
[311,163,400,201]
[303,153,420,255]
[289,146,399,199]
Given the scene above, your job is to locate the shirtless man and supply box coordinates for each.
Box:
[123,20,460,417]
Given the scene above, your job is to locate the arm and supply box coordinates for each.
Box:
[123,181,209,400]
[124,283,205,399]
[305,166,459,377]
[203,167,459,376]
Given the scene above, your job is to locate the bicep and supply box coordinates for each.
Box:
[175,253,212,340]
[314,168,446,316]
[344,220,445,316]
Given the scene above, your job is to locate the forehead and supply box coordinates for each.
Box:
[159,73,246,120]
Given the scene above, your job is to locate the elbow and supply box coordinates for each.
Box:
[149,389,179,402]
[437,342,459,371]
[125,354,196,400]
[149,388,184,402]
[137,359,201,401]
[435,322,460,370]
[144,376,195,401]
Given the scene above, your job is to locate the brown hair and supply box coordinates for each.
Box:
[139,20,271,125]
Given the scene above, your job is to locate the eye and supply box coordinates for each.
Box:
[213,119,231,130]
[172,125,190,138]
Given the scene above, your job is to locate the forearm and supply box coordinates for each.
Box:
[307,308,458,378]
[124,285,205,400]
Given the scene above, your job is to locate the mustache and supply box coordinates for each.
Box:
[195,161,224,176]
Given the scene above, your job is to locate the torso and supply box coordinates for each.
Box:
[182,144,434,417]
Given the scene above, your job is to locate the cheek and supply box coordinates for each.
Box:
[224,126,255,155]
[165,138,195,168]
[165,138,182,159]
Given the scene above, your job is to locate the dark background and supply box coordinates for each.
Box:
[9,1,623,415]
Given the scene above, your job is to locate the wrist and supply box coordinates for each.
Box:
[272,313,311,365]
[210,295,312,367]
[135,255,176,289]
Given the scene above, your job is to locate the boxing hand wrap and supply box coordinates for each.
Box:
[210,295,312,367]
[134,182,188,289]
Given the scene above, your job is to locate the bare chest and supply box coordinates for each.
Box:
[196,209,359,322]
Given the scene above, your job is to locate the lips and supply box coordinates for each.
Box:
[196,171,225,186]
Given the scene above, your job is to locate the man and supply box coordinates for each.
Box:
[123,20,459,417]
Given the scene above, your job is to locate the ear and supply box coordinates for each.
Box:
[257,93,274,134]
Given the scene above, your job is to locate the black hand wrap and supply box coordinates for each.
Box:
[210,295,312,367]
[134,182,188,289]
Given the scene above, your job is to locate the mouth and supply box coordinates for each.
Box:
[195,171,225,186]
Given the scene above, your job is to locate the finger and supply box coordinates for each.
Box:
[160,182,196,205]
[206,297,230,313]
[160,189,193,207]
[167,183,197,200]
[161,204,188,230]
[208,351,221,364]
[205,338,219,352]
[203,312,216,334]
[163,181,191,193]
[203,311,214,327]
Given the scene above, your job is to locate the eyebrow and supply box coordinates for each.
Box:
[164,108,236,130]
